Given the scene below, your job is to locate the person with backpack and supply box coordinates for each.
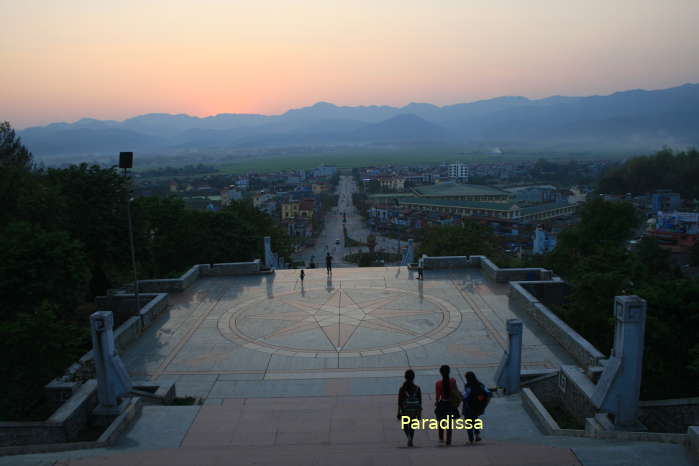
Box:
[396,369,422,447]
[434,364,462,446]
[462,371,492,444]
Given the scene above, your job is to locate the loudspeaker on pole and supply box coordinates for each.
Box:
[119,152,133,169]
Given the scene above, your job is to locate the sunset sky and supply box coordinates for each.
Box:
[3,0,698,129]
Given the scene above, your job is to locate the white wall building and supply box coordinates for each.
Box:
[448,162,470,181]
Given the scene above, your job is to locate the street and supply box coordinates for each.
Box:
[293,175,405,268]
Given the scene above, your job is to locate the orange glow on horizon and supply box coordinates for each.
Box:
[2,0,699,128]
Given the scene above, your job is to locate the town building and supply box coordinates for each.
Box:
[412,182,512,202]
[448,162,470,181]
[398,197,577,222]
[649,210,698,253]
[377,176,406,192]
[651,191,681,213]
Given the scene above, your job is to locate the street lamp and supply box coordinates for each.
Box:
[119,152,140,314]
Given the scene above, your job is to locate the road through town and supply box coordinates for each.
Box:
[293,175,404,268]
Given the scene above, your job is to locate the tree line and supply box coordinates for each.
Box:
[598,147,699,199]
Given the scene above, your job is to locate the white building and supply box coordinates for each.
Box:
[533,226,557,254]
[448,162,470,181]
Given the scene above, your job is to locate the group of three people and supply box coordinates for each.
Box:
[397,365,491,447]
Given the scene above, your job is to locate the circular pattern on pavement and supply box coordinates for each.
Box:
[218,287,461,357]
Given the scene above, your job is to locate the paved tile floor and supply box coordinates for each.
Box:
[7,267,693,466]
[123,267,575,399]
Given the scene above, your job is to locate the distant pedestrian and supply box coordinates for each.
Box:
[325,253,333,275]
[299,269,305,284]
[435,364,462,446]
[397,369,422,447]
[462,371,492,444]
[417,261,424,280]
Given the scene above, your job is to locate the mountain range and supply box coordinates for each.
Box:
[18,83,699,156]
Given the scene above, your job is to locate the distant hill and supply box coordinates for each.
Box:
[18,83,699,156]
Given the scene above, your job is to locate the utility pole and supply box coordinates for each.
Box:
[120,152,140,314]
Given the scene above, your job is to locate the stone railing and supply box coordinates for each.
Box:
[509,281,604,370]
[418,254,553,283]
[476,256,553,283]
[639,397,699,434]
[0,381,98,447]
[127,260,265,294]
[199,260,262,277]
[421,255,470,269]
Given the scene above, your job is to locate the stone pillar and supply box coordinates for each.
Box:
[264,236,274,269]
[495,319,523,394]
[90,311,132,416]
[591,296,647,427]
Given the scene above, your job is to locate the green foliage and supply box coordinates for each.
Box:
[541,198,697,398]
[419,221,502,260]
[0,121,33,170]
[0,222,90,321]
[689,242,699,267]
[598,147,699,199]
[546,198,638,277]
[633,279,699,399]
[132,197,291,277]
[0,304,89,420]
[44,164,131,267]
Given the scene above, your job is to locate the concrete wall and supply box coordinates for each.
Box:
[639,398,699,433]
[509,282,604,370]
[522,366,598,428]
[95,293,168,328]
[0,381,97,447]
[421,256,470,269]
[478,256,553,283]
[199,260,261,276]
[519,281,570,309]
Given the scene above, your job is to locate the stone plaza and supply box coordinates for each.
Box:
[2,265,696,466]
[123,267,571,399]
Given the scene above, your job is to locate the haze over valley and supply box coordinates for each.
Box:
[19,83,699,163]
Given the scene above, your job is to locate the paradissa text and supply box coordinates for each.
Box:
[400,416,484,430]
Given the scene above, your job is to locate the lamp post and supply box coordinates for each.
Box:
[119,152,140,314]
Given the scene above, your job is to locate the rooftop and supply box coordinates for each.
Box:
[414,182,510,197]
[399,197,574,214]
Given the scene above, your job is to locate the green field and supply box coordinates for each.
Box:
[217,146,618,175]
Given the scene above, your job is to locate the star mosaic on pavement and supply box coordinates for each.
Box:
[243,289,440,350]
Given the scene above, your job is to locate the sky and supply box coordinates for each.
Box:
[2,0,699,129]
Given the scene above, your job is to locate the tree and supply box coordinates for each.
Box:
[689,242,699,267]
[0,121,32,170]
[420,221,502,259]
[546,198,638,277]
[0,222,91,322]
[598,147,699,199]
[0,304,89,420]
[44,164,131,295]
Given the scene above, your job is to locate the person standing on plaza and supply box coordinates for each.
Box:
[417,259,424,280]
[434,364,461,446]
[397,369,422,447]
[299,269,305,285]
[462,371,492,444]
[326,252,333,275]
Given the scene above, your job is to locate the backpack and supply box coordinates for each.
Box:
[403,387,421,417]
[465,383,491,416]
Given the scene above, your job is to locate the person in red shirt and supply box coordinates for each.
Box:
[434,364,461,445]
